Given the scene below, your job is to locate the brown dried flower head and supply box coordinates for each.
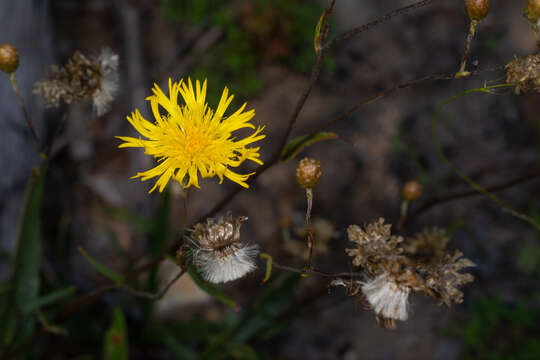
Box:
[404,227,449,264]
[505,53,540,94]
[34,48,119,115]
[525,0,540,28]
[465,0,490,21]
[424,250,476,306]
[402,180,423,202]
[190,213,259,283]
[296,157,322,189]
[345,218,404,276]
[0,43,19,74]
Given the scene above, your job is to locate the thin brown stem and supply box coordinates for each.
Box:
[183,188,188,231]
[407,168,540,225]
[456,20,478,76]
[323,0,437,51]
[272,261,362,278]
[305,188,315,271]
[9,73,42,154]
[121,269,186,300]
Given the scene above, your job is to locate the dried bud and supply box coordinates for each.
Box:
[190,213,259,283]
[505,52,540,94]
[296,157,322,189]
[465,0,490,21]
[402,181,423,202]
[0,43,19,74]
[525,0,540,26]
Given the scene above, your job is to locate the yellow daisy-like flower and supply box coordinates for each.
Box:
[116,78,265,192]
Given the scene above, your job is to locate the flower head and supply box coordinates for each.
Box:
[117,78,265,192]
[34,48,119,115]
[0,43,19,74]
[190,213,258,284]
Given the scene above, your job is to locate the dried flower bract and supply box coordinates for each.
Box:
[190,213,259,284]
[505,53,540,94]
[296,157,322,189]
[34,48,119,115]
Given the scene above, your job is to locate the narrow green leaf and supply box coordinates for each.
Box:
[259,253,272,284]
[188,265,237,308]
[78,247,124,285]
[158,325,197,360]
[21,286,76,315]
[0,165,46,346]
[104,308,128,360]
[105,207,154,233]
[279,132,338,162]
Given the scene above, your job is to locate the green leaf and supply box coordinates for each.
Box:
[78,247,124,285]
[104,308,128,360]
[21,286,76,315]
[229,343,259,360]
[280,132,338,162]
[104,207,154,233]
[0,164,46,346]
[188,264,237,308]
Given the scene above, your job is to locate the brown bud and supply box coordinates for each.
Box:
[402,181,423,202]
[296,157,322,189]
[465,0,490,21]
[0,43,19,74]
[525,0,540,25]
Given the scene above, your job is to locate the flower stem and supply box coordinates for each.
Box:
[9,72,43,155]
[304,188,314,272]
[456,20,478,77]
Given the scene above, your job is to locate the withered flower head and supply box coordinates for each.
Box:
[190,213,259,284]
[524,0,540,30]
[296,157,322,189]
[465,0,490,21]
[424,250,476,307]
[34,48,119,115]
[362,273,411,325]
[505,52,540,94]
[404,227,449,264]
[345,218,404,275]
[0,43,19,74]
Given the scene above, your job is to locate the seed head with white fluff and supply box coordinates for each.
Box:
[191,214,259,284]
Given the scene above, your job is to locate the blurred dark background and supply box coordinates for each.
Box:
[1,0,540,359]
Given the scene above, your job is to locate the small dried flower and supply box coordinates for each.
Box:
[190,213,259,284]
[404,227,449,264]
[465,0,490,21]
[345,218,404,275]
[362,273,411,327]
[34,48,119,115]
[402,181,423,202]
[505,52,540,94]
[0,43,19,74]
[424,250,476,306]
[296,157,322,189]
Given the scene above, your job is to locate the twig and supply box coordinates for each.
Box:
[121,269,186,300]
[322,0,437,51]
[408,168,540,223]
[9,73,42,153]
[272,261,362,278]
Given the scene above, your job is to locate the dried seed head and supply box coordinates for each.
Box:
[362,273,411,327]
[404,227,449,264]
[465,0,490,21]
[0,43,19,74]
[525,0,540,27]
[34,48,119,115]
[190,213,258,283]
[402,180,423,202]
[296,157,322,189]
[505,52,540,94]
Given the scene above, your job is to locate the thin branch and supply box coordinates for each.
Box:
[322,0,437,51]
[272,261,363,278]
[121,269,186,300]
[9,73,42,153]
[408,168,540,223]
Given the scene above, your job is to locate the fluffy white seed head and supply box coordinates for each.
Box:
[194,243,259,284]
[362,274,410,321]
[190,214,259,284]
[93,48,119,116]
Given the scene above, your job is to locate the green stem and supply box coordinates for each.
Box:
[430,83,540,231]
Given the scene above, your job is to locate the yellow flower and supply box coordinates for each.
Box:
[117,78,265,192]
